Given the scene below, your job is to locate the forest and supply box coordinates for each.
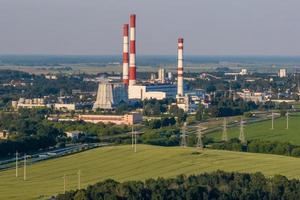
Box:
[56,170,300,200]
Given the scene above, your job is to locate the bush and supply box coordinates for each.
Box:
[291,147,300,157]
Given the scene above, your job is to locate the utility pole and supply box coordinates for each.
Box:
[23,154,26,181]
[239,118,246,145]
[131,125,134,148]
[78,170,81,190]
[222,118,228,142]
[180,122,187,148]
[286,112,289,130]
[134,130,137,153]
[63,174,66,194]
[16,151,18,178]
[271,112,274,130]
[196,126,203,149]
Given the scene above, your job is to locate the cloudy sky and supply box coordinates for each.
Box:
[0,0,300,55]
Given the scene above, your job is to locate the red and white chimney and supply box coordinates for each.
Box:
[122,24,129,85]
[177,38,184,96]
[129,14,137,85]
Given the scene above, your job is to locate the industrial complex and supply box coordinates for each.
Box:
[94,14,191,112]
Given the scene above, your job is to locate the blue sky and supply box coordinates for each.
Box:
[0,0,300,55]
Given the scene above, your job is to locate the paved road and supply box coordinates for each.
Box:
[0,143,109,171]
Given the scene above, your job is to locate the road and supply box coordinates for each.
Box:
[0,143,109,171]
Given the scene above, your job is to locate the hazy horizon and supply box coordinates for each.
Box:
[1,0,300,56]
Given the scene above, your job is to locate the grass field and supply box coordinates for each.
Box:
[2,145,300,199]
[208,114,300,144]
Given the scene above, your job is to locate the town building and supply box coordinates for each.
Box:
[78,113,142,125]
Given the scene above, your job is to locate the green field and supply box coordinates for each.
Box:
[2,145,300,199]
[208,115,300,144]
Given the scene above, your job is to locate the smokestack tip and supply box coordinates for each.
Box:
[178,38,184,43]
[123,24,129,36]
[130,14,136,27]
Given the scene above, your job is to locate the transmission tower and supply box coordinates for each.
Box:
[180,122,187,148]
[222,118,228,142]
[239,118,247,144]
[196,126,204,149]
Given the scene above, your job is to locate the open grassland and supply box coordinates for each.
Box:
[2,145,300,199]
[208,114,300,145]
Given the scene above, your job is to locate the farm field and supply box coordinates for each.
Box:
[2,145,300,199]
[207,114,300,145]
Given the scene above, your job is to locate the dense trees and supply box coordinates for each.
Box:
[56,171,300,200]
[212,139,300,158]
[141,127,180,146]
[0,109,64,157]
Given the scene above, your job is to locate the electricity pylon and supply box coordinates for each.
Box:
[239,118,247,145]
[180,122,187,148]
[196,126,204,149]
[222,118,228,142]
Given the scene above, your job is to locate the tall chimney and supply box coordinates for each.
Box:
[129,14,136,85]
[122,24,129,85]
[177,38,184,96]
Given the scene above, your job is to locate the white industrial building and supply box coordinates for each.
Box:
[128,84,177,100]
[93,82,128,110]
[278,69,287,78]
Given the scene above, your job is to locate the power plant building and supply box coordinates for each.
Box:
[128,84,177,100]
[93,82,128,110]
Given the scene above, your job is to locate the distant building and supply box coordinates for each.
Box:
[158,68,166,83]
[278,69,287,78]
[128,84,177,100]
[13,98,46,109]
[54,103,76,111]
[45,75,58,80]
[0,130,9,140]
[176,95,190,112]
[65,130,83,139]
[93,82,128,110]
[78,113,142,125]
[167,72,173,80]
[240,69,248,75]
[237,89,266,102]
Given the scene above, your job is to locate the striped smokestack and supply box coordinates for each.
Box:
[177,38,184,96]
[129,14,136,85]
[122,24,129,85]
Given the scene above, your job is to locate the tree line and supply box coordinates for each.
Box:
[212,138,300,158]
[56,170,300,200]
